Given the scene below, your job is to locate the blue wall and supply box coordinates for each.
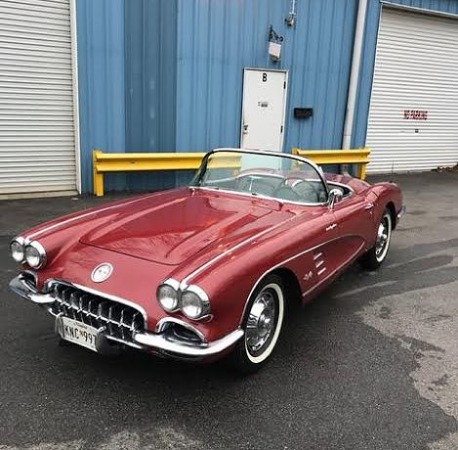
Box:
[125,0,177,190]
[76,0,458,193]
[76,0,126,192]
[175,0,359,153]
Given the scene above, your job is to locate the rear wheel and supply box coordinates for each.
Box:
[360,208,392,270]
[230,275,285,374]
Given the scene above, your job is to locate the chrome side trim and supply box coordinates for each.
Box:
[181,212,304,285]
[239,234,365,325]
[301,243,365,298]
[134,328,244,357]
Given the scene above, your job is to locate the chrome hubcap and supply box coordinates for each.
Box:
[245,289,277,356]
[375,215,390,260]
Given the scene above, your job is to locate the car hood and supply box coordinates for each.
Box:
[80,189,296,266]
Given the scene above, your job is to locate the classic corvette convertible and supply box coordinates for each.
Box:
[9,149,404,373]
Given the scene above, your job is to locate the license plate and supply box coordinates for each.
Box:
[60,317,98,352]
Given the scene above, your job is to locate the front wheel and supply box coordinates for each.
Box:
[230,275,285,374]
[360,208,392,271]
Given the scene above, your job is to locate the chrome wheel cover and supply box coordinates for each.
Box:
[375,213,391,262]
[245,288,278,358]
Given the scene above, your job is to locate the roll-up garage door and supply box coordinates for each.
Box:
[366,7,458,173]
[0,0,78,195]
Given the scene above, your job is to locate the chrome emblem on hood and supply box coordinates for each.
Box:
[91,263,113,283]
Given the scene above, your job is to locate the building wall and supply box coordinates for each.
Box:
[76,0,126,192]
[175,0,359,153]
[124,0,177,190]
[75,0,458,193]
[352,0,458,148]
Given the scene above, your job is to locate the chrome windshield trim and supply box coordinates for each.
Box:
[191,147,330,199]
[190,186,328,208]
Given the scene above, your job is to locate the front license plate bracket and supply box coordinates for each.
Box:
[55,316,100,352]
[55,316,122,355]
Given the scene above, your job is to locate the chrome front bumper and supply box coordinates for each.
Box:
[9,274,243,359]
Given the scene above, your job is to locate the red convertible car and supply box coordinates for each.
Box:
[9,149,404,373]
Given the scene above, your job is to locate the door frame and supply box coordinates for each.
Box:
[240,68,289,152]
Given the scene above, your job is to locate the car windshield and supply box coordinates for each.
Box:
[191,149,328,204]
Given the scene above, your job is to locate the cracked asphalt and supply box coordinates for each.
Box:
[1,171,457,450]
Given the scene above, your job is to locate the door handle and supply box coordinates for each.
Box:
[243,124,249,135]
[364,203,374,210]
[325,223,337,232]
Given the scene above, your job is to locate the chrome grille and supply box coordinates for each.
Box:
[50,283,145,344]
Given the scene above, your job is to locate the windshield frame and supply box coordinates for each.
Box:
[190,148,330,206]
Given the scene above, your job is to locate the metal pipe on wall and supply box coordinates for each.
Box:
[342,0,368,150]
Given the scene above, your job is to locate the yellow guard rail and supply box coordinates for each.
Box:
[292,148,370,180]
[92,150,242,196]
[93,148,370,196]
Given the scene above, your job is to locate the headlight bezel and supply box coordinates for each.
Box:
[181,285,210,320]
[156,280,210,320]
[10,237,26,263]
[24,241,47,269]
[156,279,180,312]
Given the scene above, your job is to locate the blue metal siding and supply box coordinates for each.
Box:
[352,0,458,148]
[75,0,458,192]
[125,0,177,191]
[175,0,359,153]
[76,0,126,193]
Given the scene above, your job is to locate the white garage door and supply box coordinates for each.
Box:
[366,7,458,173]
[0,0,79,196]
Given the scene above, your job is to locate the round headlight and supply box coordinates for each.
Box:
[181,287,210,319]
[10,239,25,263]
[24,241,46,268]
[157,283,179,312]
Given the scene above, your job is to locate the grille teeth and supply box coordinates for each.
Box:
[50,283,145,344]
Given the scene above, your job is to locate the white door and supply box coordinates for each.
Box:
[366,7,458,173]
[0,0,79,196]
[241,69,288,152]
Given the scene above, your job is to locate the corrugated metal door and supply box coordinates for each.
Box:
[366,8,458,173]
[0,0,78,195]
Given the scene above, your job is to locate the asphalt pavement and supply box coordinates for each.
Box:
[1,172,458,450]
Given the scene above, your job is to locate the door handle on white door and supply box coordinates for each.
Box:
[243,124,249,135]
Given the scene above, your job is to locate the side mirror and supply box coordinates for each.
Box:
[328,188,343,209]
